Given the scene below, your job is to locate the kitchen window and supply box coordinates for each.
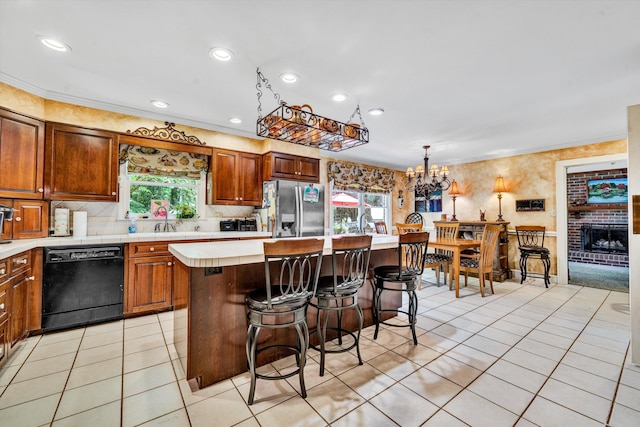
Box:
[331,189,390,235]
[119,163,205,220]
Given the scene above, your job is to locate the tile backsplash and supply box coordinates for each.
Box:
[50,201,257,235]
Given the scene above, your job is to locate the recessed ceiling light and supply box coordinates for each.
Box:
[209,47,234,62]
[280,72,299,83]
[36,35,71,52]
[229,117,242,124]
[331,93,348,102]
[368,108,385,116]
[150,100,169,109]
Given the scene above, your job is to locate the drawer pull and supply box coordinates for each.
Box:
[27,276,35,281]
[14,258,28,265]
[149,247,155,252]
[0,303,4,310]
[0,268,5,275]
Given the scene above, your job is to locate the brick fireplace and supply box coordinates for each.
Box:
[567,168,629,267]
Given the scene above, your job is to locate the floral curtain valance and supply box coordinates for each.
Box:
[119,144,209,179]
[327,161,396,194]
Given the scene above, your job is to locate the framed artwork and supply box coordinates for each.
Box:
[415,189,442,213]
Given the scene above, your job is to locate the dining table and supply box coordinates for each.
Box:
[429,237,483,298]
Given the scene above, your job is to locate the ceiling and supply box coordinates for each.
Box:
[1,0,639,171]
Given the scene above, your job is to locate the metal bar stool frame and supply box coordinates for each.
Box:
[309,235,372,376]
[245,238,325,405]
[515,225,551,287]
[372,231,429,345]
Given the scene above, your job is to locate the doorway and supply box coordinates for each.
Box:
[555,154,629,290]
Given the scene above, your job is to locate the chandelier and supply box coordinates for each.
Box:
[255,68,369,151]
[405,145,452,198]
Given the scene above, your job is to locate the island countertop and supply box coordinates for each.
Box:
[168,234,400,268]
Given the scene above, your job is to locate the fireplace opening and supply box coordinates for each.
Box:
[580,223,628,254]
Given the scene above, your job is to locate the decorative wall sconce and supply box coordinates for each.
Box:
[448,180,460,221]
[493,175,508,222]
[397,189,405,208]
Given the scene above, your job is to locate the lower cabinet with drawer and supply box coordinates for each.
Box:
[0,250,34,367]
[125,242,174,315]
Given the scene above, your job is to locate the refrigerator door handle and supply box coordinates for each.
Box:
[298,187,304,237]
[295,186,301,237]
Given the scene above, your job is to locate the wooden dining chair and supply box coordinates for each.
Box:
[374,221,388,234]
[459,224,501,297]
[424,222,460,287]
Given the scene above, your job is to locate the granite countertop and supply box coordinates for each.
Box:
[168,234,400,268]
[0,231,273,259]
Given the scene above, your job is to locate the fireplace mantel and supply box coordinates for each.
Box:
[568,203,627,218]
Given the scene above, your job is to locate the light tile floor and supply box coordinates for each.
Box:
[1,272,639,426]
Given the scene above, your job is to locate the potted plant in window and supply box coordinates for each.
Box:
[173,203,197,219]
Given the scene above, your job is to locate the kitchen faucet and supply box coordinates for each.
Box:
[154,206,175,232]
[359,212,368,234]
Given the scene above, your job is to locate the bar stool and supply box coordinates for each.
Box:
[310,235,372,376]
[515,225,550,287]
[373,231,429,345]
[245,238,325,405]
[405,212,424,227]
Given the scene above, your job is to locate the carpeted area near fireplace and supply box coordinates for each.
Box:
[568,261,629,292]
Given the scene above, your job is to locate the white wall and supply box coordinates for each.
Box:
[628,104,640,365]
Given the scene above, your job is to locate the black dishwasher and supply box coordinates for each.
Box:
[42,244,124,332]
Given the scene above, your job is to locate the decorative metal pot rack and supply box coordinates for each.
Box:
[255,68,369,151]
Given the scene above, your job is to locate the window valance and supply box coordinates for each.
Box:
[327,161,396,194]
[119,144,209,179]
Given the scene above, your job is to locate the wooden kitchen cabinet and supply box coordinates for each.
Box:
[0,250,33,364]
[0,108,46,199]
[125,242,173,314]
[0,199,49,241]
[9,270,31,348]
[263,152,320,183]
[208,148,262,206]
[45,123,118,201]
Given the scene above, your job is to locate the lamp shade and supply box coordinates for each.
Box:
[449,180,461,196]
[493,175,507,193]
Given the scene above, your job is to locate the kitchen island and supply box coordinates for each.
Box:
[169,235,401,390]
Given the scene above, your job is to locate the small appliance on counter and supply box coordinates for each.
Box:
[220,219,237,231]
[0,204,14,244]
[220,218,258,232]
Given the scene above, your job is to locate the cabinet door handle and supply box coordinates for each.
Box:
[150,247,155,252]
[0,268,5,275]
[38,188,44,193]
[0,303,4,310]
[14,217,21,222]
[239,197,243,201]
[111,192,117,196]
[167,262,172,266]
[27,276,35,281]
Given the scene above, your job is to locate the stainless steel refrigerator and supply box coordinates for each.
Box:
[263,180,325,238]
